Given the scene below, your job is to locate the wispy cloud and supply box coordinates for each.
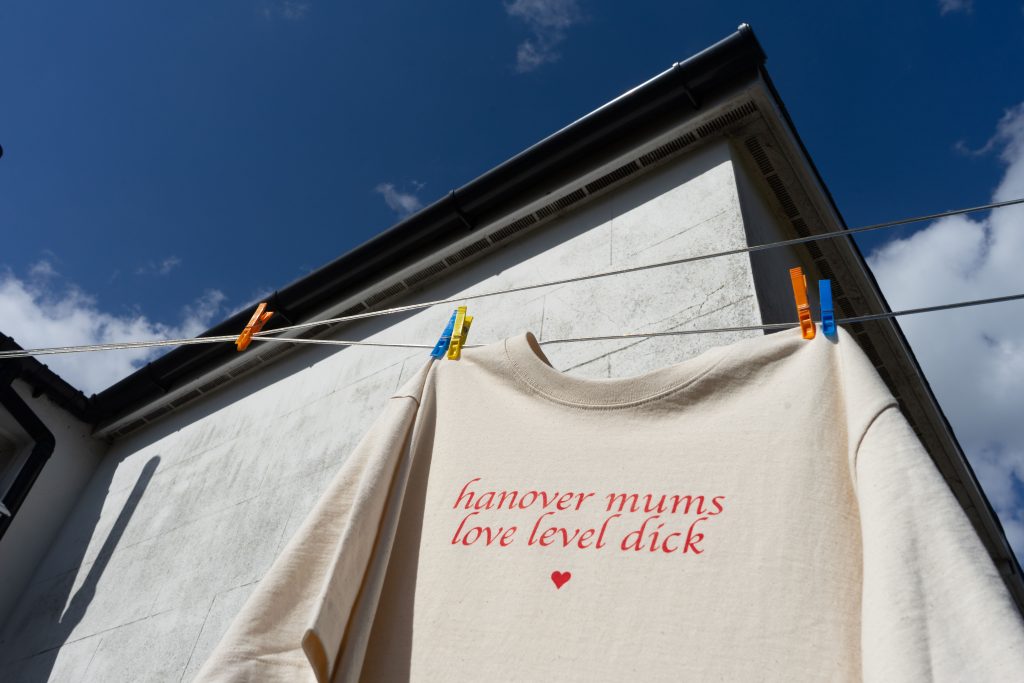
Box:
[229,287,276,317]
[135,255,181,277]
[28,260,59,280]
[0,264,229,395]
[280,1,309,20]
[261,1,310,21]
[867,102,1024,563]
[375,182,424,218]
[955,107,1021,157]
[938,0,973,15]
[505,0,584,73]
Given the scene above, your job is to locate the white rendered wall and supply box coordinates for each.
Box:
[0,140,775,681]
[0,381,107,635]
[730,141,820,324]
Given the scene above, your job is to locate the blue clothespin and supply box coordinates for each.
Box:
[430,310,458,358]
[819,279,836,338]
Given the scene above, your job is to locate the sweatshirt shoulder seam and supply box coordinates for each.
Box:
[388,393,421,406]
[853,400,900,466]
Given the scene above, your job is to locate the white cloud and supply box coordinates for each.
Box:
[867,103,1024,563]
[0,262,229,395]
[939,0,973,15]
[135,255,181,276]
[375,182,424,218]
[505,0,584,73]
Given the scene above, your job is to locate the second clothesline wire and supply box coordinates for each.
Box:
[2,196,1023,359]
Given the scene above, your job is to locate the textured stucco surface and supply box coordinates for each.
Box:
[0,381,106,632]
[0,141,779,681]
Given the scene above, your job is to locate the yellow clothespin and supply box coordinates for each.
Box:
[789,267,815,340]
[236,302,274,351]
[447,306,472,360]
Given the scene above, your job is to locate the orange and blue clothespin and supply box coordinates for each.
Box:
[819,279,836,338]
[235,302,274,352]
[789,267,816,340]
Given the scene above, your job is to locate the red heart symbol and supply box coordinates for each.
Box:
[551,571,571,589]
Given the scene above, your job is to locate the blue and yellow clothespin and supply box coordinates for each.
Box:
[447,306,473,360]
[430,306,473,360]
[819,279,836,338]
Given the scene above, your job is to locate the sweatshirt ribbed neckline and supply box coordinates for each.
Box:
[501,331,739,409]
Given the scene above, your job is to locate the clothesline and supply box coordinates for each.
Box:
[249,196,1024,338]
[1,197,1022,360]
[2,292,1022,359]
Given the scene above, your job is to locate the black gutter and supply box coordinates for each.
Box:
[89,25,766,429]
[0,368,57,541]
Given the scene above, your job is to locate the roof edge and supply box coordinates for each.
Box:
[0,334,94,424]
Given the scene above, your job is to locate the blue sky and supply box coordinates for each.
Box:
[2,3,1024,556]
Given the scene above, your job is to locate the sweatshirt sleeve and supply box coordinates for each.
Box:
[856,404,1024,681]
[193,361,433,683]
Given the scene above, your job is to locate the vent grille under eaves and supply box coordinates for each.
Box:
[695,101,757,138]
[744,137,775,176]
[404,261,448,287]
[586,162,640,194]
[638,132,697,166]
[489,214,538,243]
[364,281,407,307]
[445,238,491,266]
[535,189,587,220]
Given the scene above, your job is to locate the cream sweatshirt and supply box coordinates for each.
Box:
[194,327,1024,682]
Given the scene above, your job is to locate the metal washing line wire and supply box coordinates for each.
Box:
[2,196,1024,360]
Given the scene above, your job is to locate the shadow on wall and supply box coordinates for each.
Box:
[0,455,159,680]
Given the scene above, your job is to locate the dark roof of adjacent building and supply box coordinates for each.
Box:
[0,334,93,423]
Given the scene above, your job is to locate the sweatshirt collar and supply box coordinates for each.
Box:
[501,331,738,408]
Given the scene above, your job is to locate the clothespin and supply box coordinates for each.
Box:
[819,279,836,338]
[459,314,474,349]
[447,306,470,360]
[235,302,274,352]
[430,310,458,359]
[788,267,816,340]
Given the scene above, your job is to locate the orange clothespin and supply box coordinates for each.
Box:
[789,267,815,340]
[236,302,274,351]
